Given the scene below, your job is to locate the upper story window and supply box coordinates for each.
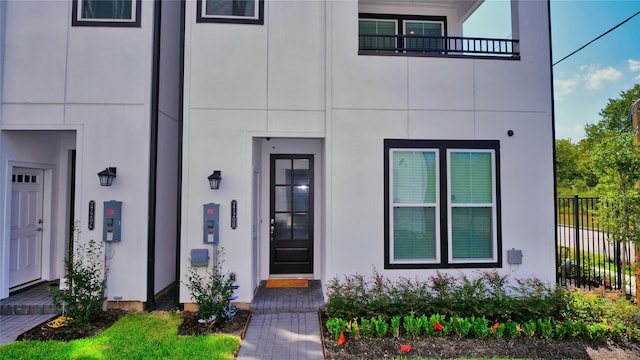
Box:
[359,14,446,53]
[197,0,264,25]
[72,0,141,27]
[359,13,518,59]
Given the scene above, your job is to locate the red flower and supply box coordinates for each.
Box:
[434,321,444,331]
[491,322,500,331]
[337,331,346,345]
[400,344,412,353]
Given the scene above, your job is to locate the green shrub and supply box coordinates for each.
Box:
[470,317,490,338]
[49,239,107,326]
[537,318,554,338]
[360,317,375,337]
[522,320,537,337]
[403,312,421,339]
[372,316,389,338]
[390,316,401,338]
[324,270,639,342]
[450,317,472,338]
[326,318,347,339]
[184,248,235,324]
[504,319,521,338]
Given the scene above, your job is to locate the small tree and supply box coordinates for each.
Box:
[49,239,107,325]
[591,131,640,276]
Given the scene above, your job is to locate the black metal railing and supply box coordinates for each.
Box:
[556,196,634,297]
[358,34,520,58]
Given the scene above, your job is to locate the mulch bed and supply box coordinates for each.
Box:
[16,309,640,359]
[321,316,640,360]
[16,309,250,342]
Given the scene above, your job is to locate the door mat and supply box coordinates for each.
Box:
[265,279,308,288]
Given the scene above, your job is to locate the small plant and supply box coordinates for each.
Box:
[403,312,421,339]
[470,317,490,338]
[184,248,235,324]
[49,238,107,326]
[504,319,521,338]
[537,318,554,338]
[348,318,360,338]
[586,323,610,340]
[522,320,537,337]
[428,314,447,337]
[326,318,347,339]
[450,317,472,338]
[491,322,505,339]
[391,316,401,338]
[372,316,389,338]
[360,317,375,337]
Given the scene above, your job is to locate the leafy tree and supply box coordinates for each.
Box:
[584,84,640,140]
[555,139,596,195]
[590,131,640,273]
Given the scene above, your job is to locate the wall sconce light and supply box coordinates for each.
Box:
[98,167,117,186]
[208,170,222,190]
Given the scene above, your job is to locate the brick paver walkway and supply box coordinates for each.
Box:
[236,280,325,360]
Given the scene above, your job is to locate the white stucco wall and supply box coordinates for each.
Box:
[0,0,159,302]
[181,0,328,303]
[182,0,554,304]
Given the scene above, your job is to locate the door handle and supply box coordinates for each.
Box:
[36,227,43,232]
[270,219,275,241]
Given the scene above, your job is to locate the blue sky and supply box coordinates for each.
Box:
[466,0,640,143]
[551,0,640,142]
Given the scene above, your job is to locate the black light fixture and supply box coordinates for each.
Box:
[208,170,222,190]
[98,167,117,186]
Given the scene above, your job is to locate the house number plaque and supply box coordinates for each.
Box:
[231,200,237,229]
[88,200,95,230]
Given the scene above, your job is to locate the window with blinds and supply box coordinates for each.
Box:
[391,150,439,263]
[448,150,496,262]
[384,140,501,269]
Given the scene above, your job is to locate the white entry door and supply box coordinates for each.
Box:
[9,168,44,288]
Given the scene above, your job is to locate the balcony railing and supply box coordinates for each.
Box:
[359,34,520,59]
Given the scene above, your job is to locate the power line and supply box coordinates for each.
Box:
[553,9,640,67]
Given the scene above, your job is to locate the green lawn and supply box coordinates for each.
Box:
[0,312,240,360]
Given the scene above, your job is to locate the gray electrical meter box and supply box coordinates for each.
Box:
[190,249,209,267]
[103,201,122,242]
[203,203,220,244]
[507,249,523,264]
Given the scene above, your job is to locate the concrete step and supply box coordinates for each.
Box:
[250,280,325,314]
[0,282,59,315]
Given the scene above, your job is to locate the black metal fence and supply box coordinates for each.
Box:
[358,35,519,58]
[556,196,634,296]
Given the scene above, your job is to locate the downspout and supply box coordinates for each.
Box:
[174,0,186,309]
[546,0,560,285]
[147,0,162,311]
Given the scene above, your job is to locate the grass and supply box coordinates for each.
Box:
[0,312,240,360]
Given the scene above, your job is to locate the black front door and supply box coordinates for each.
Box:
[270,154,313,274]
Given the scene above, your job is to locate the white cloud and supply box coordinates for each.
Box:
[554,124,585,142]
[630,59,640,72]
[582,66,622,90]
[636,73,640,81]
[553,76,579,101]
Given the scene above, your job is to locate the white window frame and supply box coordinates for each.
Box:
[73,0,140,26]
[197,0,264,24]
[389,149,441,265]
[446,149,498,264]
